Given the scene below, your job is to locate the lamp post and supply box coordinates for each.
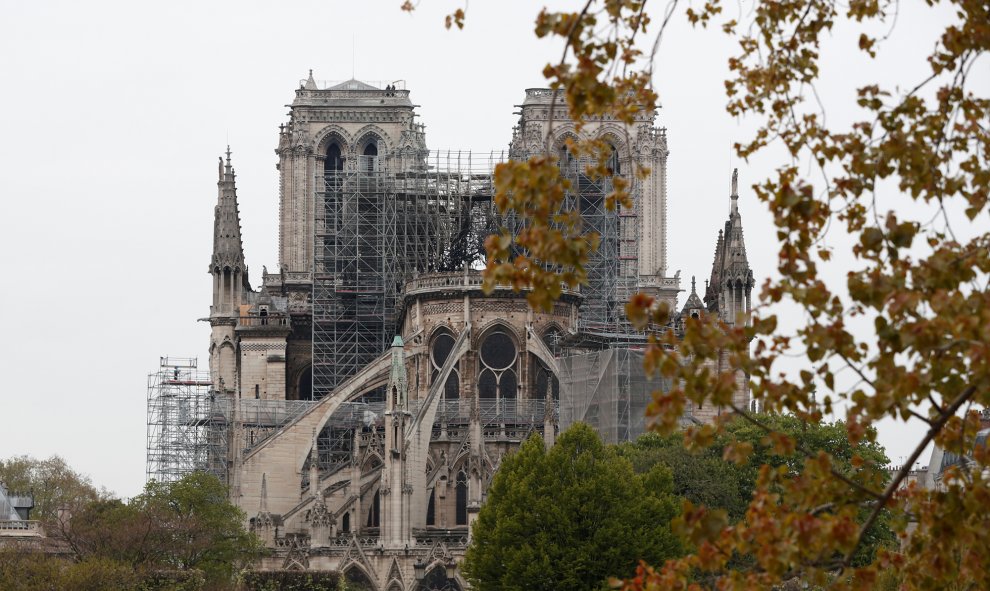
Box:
[414,558,427,581]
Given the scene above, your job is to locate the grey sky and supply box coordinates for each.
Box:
[1,1,978,497]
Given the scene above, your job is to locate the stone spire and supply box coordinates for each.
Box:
[210,147,247,275]
[730,168,739,215]
[704,168,754,324]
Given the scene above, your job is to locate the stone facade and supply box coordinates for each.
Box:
[201,74,754,590]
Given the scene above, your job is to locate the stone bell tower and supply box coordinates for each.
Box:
[275,71,427,275]
[507,89,679,327]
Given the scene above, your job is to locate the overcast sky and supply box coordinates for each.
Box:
[1,1,982,498]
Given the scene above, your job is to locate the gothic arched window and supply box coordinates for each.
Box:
[362,141,378,172]
[431,331,459,400]
[367,490,380,527]
[341,511,350,532]
[297,366,313,401]
[557,142,576,174]
[455,471,468,526]
[326,143,344,172]
[426,488,436,526]
[478,329,518,400]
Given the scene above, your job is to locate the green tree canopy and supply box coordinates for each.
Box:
[463,423,682,591]
[0,455,103,524]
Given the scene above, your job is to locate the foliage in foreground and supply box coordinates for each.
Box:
[462,423,683,591]
[408,0,990,588]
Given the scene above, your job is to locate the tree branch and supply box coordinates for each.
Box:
[841,384,977,567]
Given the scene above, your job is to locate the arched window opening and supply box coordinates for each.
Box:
[341,511,350,532]
[606,143,621,175]
[362,142,379,172]
[443,371,460,400]
[367,490,380,527]
[478,329,518,401]
[325,143,345,194]
[455,472,468,526]
[426,488,436,526]
[326,143,344,172]
[297,366,313,401]
[478,369,497,399]
[557,143,575,173]
[500,370,517,399]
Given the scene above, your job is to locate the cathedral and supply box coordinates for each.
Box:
[164,72,753,589]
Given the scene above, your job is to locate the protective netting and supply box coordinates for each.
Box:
[557,347,671,444]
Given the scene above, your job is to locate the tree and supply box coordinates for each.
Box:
[462,423,682,591]
[409,0,989,588]
[138,472,259,583]
[618,432,753,523]
[58,472,258,586]
[618,416,897,566]
[0,455,103,524]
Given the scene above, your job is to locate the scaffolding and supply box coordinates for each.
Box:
[146,357,227,484]
[561,161,623,333]
[148,357,331,483]
[557,346,670,444]
[312,151,503,400]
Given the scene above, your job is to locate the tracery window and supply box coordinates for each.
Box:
[478,329,517,400]
[430,331,459,400]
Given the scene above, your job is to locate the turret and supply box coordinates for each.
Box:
[210,147,250,316]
